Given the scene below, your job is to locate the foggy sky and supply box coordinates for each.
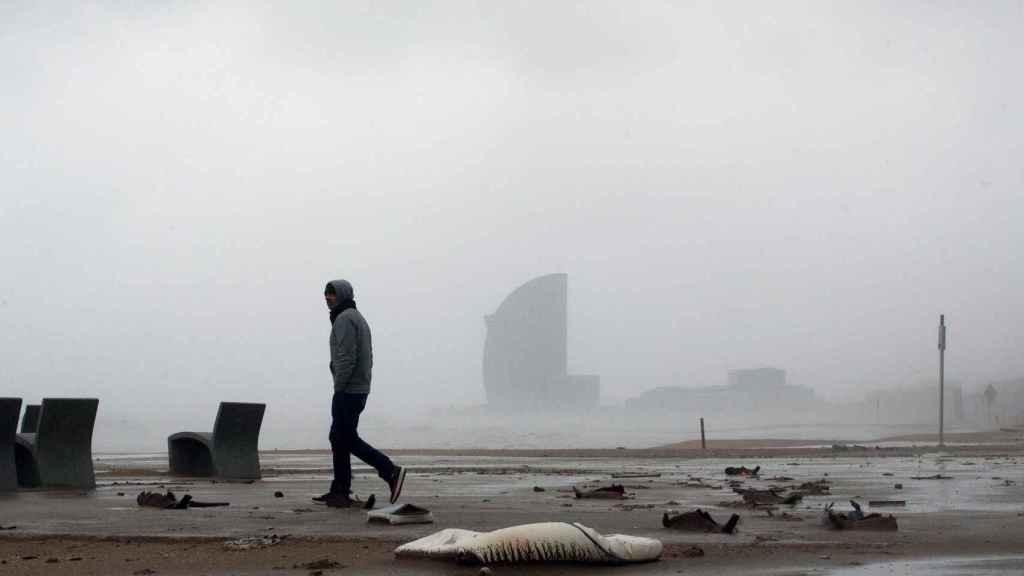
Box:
[2,1,1023,450]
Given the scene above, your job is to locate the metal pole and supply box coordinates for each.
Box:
[700,417,706,450]
[938,315,946,447]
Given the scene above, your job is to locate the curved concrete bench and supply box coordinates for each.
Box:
[0,398,21,491]
[168,402,265,480]
[20,404,40,433]
[15,398,99,489]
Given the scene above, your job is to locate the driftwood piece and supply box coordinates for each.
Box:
[573,484,626,499]
[136,490,229,509]
[662,509,739,534]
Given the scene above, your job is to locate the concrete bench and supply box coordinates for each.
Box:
[168,402,265,480]
[20,404,40,433]
[14,398,99,489]
[0,398,21,491]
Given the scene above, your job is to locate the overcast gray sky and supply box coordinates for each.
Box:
[2,1,1022,449]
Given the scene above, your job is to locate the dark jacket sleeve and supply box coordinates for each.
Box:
[331,317,358,390]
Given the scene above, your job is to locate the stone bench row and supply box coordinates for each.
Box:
[0,398,264,491]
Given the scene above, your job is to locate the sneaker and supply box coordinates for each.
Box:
[314,491,353,504]
[387,466,407,504]
[324,493,356,508]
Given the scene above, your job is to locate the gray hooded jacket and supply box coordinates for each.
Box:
[327,279,373,394]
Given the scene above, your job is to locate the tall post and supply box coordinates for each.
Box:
[938,314,947,447]
[700,417,706,450]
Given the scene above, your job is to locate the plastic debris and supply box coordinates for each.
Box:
[367,503,434,525]
[821,501,897,531]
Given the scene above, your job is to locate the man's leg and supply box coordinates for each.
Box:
[341,393,396,480]
[328,390,354,496]
[343,393,405,503]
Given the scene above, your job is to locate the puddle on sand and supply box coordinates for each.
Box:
[828,555,1024,576]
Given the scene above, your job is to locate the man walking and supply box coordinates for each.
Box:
[314,279,406,508]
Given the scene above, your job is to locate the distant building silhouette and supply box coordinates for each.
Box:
[483,273,599,410]
[728,367,787,391]
[625,367,820,414]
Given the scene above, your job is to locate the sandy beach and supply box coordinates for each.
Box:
[2,430,1023,575]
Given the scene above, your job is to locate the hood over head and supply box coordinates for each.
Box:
[325,279,354,301]
[326,279,356,324]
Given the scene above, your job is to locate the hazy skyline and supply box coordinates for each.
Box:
[2,1,1022,449]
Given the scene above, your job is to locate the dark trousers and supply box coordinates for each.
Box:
[329,391,395,495]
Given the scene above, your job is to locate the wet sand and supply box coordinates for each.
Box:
[1,439,1022,575]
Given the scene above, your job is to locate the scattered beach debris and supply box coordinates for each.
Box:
[765,509,802,521]
[724,465,760,477]
[910,474,953,480]
[363,493,376,509]
[0,525,16,531]
[831,444,868,451]
[136,490,230,509]
[733,485,803,507]
[132,569,157,576]
[868,500,906,507]
[224,534,286,550]
[821,501,898,531]
[662,509,739,534]
[274,491,284,498]
[795,480,831,495]
[611,472,661,479]
[294,559,343,570]
[782,493,804,505]
[396,522,663,565]
[136,491,191,510]
[677,479,721,489]
[894,483,903,489]
[718,499,758,509]
[367,503,434,525]
[533,486,546,492]
[573,484,626,499]
[614,503,656,511]
[736,488,785,506]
